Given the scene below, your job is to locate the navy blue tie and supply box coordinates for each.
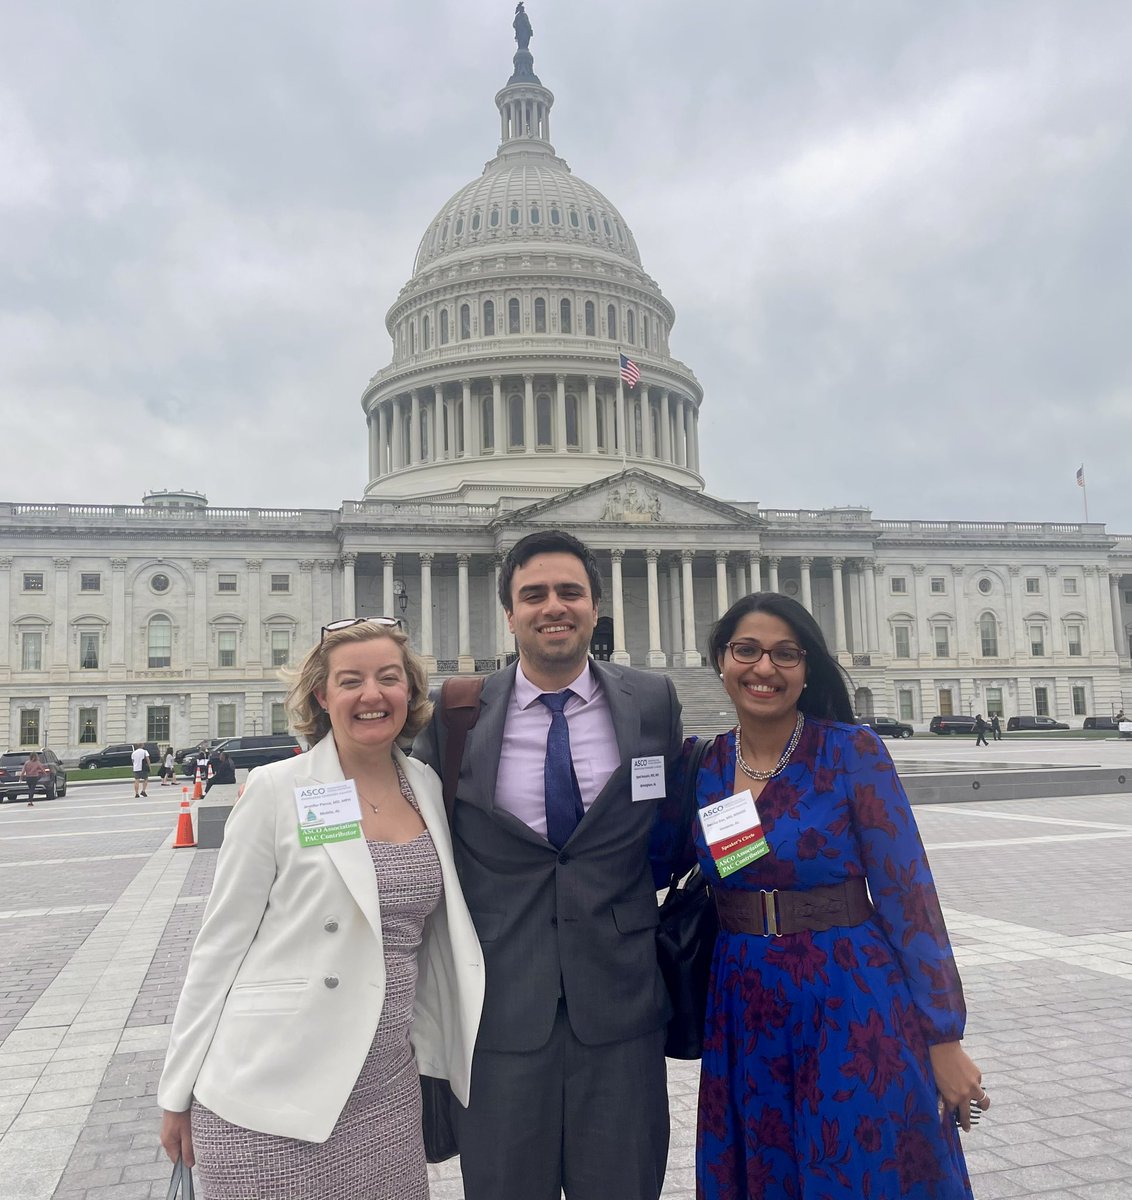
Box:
[538,690,583,849]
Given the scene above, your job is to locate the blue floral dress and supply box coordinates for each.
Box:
[651,720,974,1200]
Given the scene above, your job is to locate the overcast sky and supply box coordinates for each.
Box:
[4,0,1131,531]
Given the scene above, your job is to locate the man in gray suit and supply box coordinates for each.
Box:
[414,529,682,1200]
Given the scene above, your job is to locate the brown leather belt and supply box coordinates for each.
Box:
[714,877,873,937]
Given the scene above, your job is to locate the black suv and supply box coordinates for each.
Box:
[928,715,978,735]
[1006,716,1069,732]
[174,739,228,765]
[183,735,303,775]
[0,749,68,801]
[859,716,914,739]
[78,742,161,769]
[1083,716,1120,730]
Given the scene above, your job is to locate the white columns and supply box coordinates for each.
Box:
[523,374,536,453]
[659,390,672,463]
[410,390,421,465]
[367,412,379,480]
[667,557,684,658]
[610,549,630,665]
[382,553,395,618]
[733,562,747,602]
[674,397,687,466]
[863,559,878,655]
[685,404,698,472]
[461,379,473,457]
[645,549,666,667]
[391,400,404,471]
[298,560,315,652]
[419,552,435,666]
[192,558,209,667]
[341,553,356,617]
[714,551,729,618]
[767,556,780,593]
[1046,566,1062,656]
[679,551,700,666]
[376,404,388,477]
[641,388,654,458]
[952,566,969,663]
[492,376,503,455]
[800,557,813,612]
[585,376,598,452]
[831,557,847,654]
[432,386,444,462]
[457,553,474,672]
[749,554,762,593]
[554,374,567,450]
[1110,574,1125,655]
[494,555,512,661]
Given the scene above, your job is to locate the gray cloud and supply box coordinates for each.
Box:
[2,0,1130,527]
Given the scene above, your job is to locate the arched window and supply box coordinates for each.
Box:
[560,298,572,333]
[456,216,465,237]
[627,308,636,344]
[530,205,540,224]
[508,394,524,448]
[148,616,172,669]
[534,297,546,333]
[481,397,494,451]
[602,216,612,237]
[471,209,482,232]
[979,613,999,657]
[483,299,495,336]
[440,218,449,242]
[409,323,415,354]
[509,205,520,226]
[459,304,471,340]
[439,309,449,345]
[642,315,649,350]
[508,297,521,334]
[586,212,597,232]
[569,208,580,229]
[536,393,552,447]
[550,205,561,226]
[607,304,617,340]
[422,314,431,351]
[490,206,500,228]
[565,394,579,447]
[585,300,595,337]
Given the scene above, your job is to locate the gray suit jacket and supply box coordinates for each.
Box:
[414,658,682,1052]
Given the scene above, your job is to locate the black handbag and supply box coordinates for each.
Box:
[657,736,717,1060]
[420,1074,459,1163]
[165,1156,194,1200]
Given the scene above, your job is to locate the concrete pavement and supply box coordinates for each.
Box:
[1,741,1131,1199]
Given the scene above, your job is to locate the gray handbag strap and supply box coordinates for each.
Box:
[166,1157,194,1200]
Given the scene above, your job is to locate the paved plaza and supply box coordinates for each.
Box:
[1,737,1131,1199]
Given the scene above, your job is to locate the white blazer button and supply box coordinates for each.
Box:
[324,976,339,989]
[324,919,339,933]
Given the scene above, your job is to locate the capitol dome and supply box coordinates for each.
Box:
[360,24,704,504]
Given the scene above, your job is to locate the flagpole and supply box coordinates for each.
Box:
[617,347,627,469]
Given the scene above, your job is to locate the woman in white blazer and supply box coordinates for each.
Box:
[158,618,483,1199]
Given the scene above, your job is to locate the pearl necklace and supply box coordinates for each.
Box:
[735,713,805,782]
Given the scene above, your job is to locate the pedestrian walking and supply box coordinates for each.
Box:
[990,714,1002,741]
[19,753,49,806]
[159,747,176,786]
[131,742,151,796]
[974,714,989,747]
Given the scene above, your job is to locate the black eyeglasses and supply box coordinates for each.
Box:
[726,642,806,668]
[320,616,402,645]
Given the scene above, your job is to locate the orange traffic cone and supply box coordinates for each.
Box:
[173,793,196,848]
[192,766,204,800]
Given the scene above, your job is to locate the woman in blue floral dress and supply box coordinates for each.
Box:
[652,593,989,1199]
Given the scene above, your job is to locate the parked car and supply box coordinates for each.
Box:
[182,734,303,776]
[78,742,161,769]
[928,715,978,735]
[0,749,67,801]
[1006,716,1069,731]
[859,716,914,739]
[1082,716,1120,730]
[173,738,228,765]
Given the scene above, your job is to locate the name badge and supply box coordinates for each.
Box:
[698,789,770,878]
[631,755,666,802]
[293,780,363,847]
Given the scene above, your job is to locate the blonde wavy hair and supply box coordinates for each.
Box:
[283,621,433,747]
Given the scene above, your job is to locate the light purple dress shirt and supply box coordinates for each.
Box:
[495,661,621,838]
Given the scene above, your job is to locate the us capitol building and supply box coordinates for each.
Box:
[4,20,1132,756]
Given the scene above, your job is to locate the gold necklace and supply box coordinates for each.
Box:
[735,713,805,782]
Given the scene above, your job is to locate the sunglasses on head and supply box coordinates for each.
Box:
[319,616,402,645]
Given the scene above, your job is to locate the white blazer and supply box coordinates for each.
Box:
[157,737,484,1143]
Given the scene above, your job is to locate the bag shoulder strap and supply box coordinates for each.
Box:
[439,675,486,823]
[672,736,711,884]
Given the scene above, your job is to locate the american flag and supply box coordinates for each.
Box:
[1076,465,1085,487]
[619,352,640,389]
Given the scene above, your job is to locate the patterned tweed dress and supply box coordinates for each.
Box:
[192,771,443,1200]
